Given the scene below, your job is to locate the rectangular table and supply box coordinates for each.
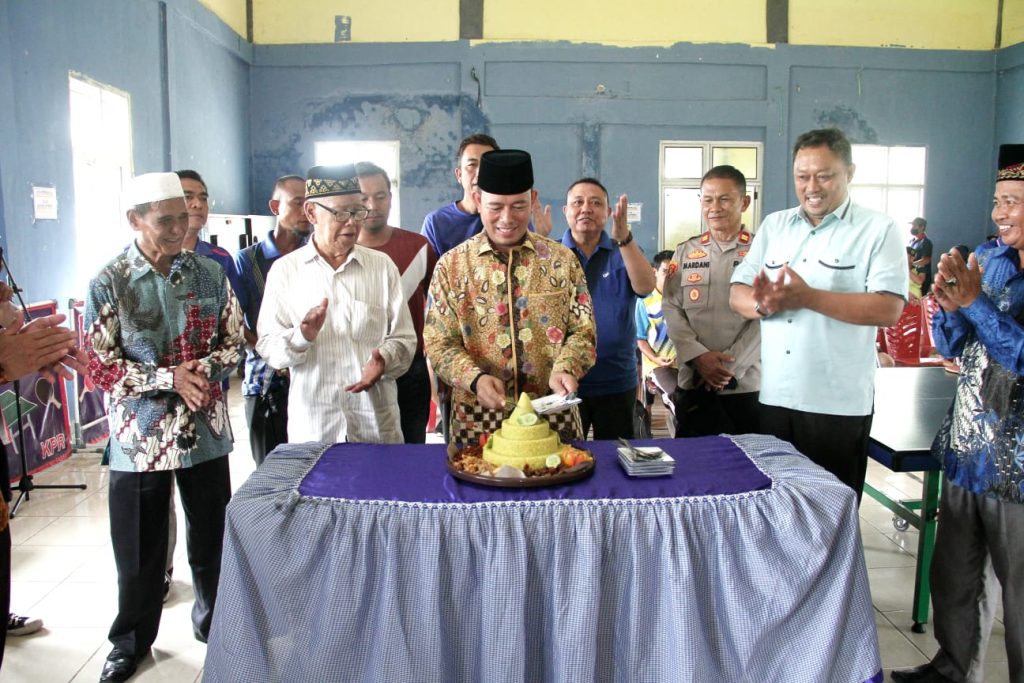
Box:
[866,366,957,632]
[204,435,882,683]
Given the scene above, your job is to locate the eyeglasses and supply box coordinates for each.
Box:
[311,201,369,223]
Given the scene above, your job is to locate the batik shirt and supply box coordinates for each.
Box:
[85,242,243,472]
[424,232,597,430]
[932,241,1024,503]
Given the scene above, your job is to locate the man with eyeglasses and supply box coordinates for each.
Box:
[729,127,907,498]
[557,177,655,440]
[257,164,415,444]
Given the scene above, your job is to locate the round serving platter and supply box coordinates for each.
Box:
[446,455,596,489]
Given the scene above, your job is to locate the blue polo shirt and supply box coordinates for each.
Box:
[561,230,640,396]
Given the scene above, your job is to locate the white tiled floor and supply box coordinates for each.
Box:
[1,389,1010,682]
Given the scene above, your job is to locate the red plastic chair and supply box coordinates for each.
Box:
[919,294,941,358]
[881,299,944,366]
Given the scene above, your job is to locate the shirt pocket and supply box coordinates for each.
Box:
[347,299,388,347]
[815,258,861,293]
[679,264,711,310]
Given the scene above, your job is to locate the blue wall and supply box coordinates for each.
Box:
[250,41,998,261]
[1,1,1020,308]
[997,42,1024,150]
[0,0,251,306]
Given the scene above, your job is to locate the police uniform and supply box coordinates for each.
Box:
[662,229,761,437]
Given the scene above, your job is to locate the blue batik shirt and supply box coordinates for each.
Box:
[84,242,243,472]
[932,240,1024,502]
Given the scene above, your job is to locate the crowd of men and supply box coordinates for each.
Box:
[0,126,1020,683]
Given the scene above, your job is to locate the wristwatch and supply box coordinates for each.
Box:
[753,302,769,318]
[612,232,634,248]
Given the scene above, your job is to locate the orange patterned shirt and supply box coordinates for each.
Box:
[425,232,596,437]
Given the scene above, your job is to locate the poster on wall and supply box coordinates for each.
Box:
[1,301,74,483]
[71,300,108,445]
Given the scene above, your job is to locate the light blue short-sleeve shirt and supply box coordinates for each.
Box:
[731,197,908,416]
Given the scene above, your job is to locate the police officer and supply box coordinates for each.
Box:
[663,165,761,437]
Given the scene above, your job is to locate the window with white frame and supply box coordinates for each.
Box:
[315,140,401,227]
[69,73,133,297]
[659,141,763,250]
[849,144,926,226]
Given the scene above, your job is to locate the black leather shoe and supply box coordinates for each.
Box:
[99,650,138,682]
[890,663,956,682]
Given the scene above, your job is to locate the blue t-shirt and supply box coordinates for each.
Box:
[421,202,483,259]
[561,230,640,396]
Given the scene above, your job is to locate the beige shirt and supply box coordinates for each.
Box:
[662,230,760,394]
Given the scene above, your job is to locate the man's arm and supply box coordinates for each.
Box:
[610,195,655,296]
[422,257,487,391]
[255,264,314,370]
[195,276,244,384]
[662,252,711,364]
[420,212,442,259]
[550,259,598,380]
[376,261,417,381]
[84,275,199,400]
[759,265,905,326]
[723,317,761,381]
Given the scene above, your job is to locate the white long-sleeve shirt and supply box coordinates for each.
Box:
[256,242,416,444]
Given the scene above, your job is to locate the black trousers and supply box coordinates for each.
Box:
[674,389,761,438]
[0,525,8,670]
[244,377,290,466]
[759,403,873,500]
[107,456,231,657]
[579,387,637,440]
[396,352,431,444]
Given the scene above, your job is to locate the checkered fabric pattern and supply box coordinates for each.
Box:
[451,404,582,449]
[204,435,881,683]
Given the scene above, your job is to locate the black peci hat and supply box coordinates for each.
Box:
[477,150,534,195]
[997,144,1024,181]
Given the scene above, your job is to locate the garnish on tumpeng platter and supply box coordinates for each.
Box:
[448,393,594,486]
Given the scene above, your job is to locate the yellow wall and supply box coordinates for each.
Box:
[483,0,765,46]
[790,0,997,50]
[1004,0,1024,48]
[198,0,247,38]
[253,0,459,44]
[198,0,1012,51]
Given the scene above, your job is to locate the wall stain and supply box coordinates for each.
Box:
[581,123,600,178]
[814,105,878,144]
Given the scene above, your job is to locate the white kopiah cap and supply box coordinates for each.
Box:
[122,172,184,208]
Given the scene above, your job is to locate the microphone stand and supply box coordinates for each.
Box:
[0,252,87,518]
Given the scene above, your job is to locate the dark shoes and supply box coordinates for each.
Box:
[99,649,139,682]
[890,663,957,682]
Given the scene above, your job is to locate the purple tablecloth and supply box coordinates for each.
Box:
[206,435,881,683]
[299,436,772,503]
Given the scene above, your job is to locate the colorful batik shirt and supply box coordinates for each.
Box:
[932,241,1024,502]
[424,232,596,442]
[85,242,243,472]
